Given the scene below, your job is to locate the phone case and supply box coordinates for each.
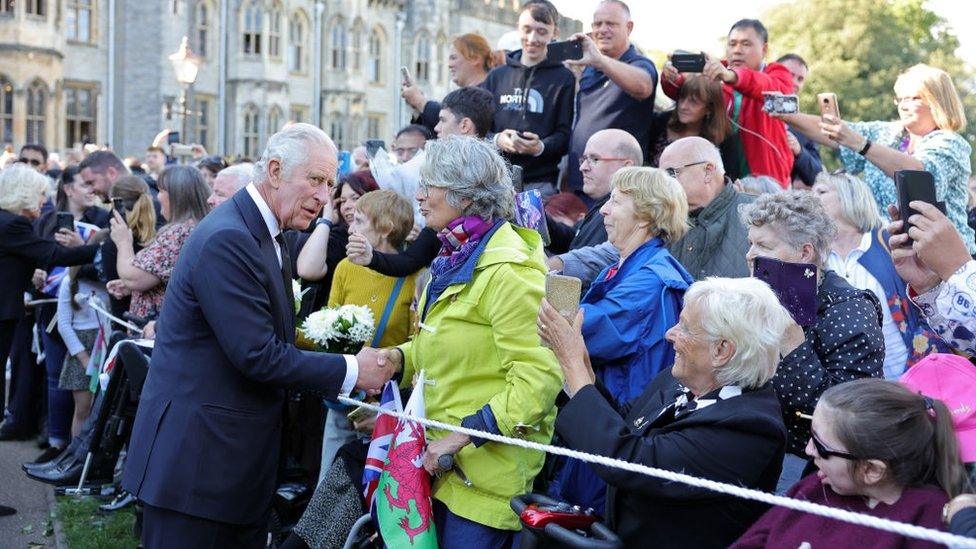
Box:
[57,213,75,231]
[753,256,818,326]
[543,273,582,349]
[895,170,945,243]
[817,93,840,119]
[545,40,583,64]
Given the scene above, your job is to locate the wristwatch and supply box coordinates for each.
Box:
[857,138,873,156]
[316,218,334,229]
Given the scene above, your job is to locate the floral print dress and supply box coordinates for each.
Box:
[129,221,197,321]
[838,121,975,253]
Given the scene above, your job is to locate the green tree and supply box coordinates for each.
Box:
[762,0,976,167]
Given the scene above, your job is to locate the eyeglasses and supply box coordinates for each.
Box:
[810,431,860,461]
[579,155,630,167]
[18,157,42,166]
[664,161,708,179]
[893,95,924,106]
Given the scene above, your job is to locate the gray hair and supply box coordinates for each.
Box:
[420,135,514,221]
[0,163,49,214]
[685,277,793,390]
[217,163,255,192]
[738,175,782,196]
[253,123,335,183]
[815,172,883,233]
[739,190,836,267]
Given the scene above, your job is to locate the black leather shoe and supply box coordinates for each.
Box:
[26,457,109,486]
[0,425,35,441]
[31,446,64,464]
[0,505,16,517]
[23,448,72,474]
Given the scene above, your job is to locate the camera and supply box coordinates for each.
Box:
[762,92,799,115]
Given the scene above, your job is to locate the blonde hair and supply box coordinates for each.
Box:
[111,175,157,246]
[896,64,967,132]
[0,163,49,215]
[355,189,415,249]
[611,167,689,243]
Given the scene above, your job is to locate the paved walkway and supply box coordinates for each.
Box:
[0,438,61,548]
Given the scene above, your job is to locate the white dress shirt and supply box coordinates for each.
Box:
[245,183,359,394]
[826,232,909,378]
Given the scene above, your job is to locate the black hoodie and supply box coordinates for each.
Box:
[481,49,576,184]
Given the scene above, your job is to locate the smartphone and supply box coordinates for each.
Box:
[817,93,840,119]
[167,131,180,145]
[671,50,706,73]
[895,170,946,242]
[56,212,74,232]
[112,197,127,220]
[364,139,386,158]
[543,274,582,347]
[762,92,799,114]
[511,165,524,193]
[545,40,583,64]
[400,66,412,86]
[753,256,818,326]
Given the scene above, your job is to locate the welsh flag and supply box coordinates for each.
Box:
[362,381,403,513]
[376,370,437,547]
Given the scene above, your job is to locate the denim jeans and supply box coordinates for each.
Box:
[39,308,72,447]
[776,453,810,495]
[433,499,519,549]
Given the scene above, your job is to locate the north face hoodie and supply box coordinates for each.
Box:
[481,50,576,185]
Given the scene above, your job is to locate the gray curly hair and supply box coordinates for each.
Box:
[739,190,836,267]
[420,135,514,221]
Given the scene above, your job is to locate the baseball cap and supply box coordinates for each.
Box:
[900,353,976,463]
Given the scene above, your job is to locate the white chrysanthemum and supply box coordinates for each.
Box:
[348,305,375,328]
[303,310,338,344]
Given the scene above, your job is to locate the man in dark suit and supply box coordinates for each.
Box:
[122,123,393,548]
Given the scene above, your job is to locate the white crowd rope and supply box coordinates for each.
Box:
[83,295,144,335]
[338,395,976,548]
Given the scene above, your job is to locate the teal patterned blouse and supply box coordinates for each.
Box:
[838,121,975,254]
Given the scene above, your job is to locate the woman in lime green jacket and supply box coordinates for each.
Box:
[382,135,562,543]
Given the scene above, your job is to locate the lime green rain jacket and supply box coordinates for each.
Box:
[398,222,562,530]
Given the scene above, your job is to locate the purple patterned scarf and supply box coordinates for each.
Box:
[429,216,495,279]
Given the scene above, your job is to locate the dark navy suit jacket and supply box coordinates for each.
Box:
[122,190,347,525]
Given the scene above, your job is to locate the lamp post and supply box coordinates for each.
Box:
[167,36,202,156]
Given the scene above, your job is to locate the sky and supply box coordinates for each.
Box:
[550,0,975,66]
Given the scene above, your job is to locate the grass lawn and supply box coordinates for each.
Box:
[55,495,137,549]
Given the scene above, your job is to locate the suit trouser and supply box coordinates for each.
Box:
[2,315,43,432]
[0,318,17,416]
[142,503,267,549]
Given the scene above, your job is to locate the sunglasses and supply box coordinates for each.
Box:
[18,157,42,166]
[810,431,860,461]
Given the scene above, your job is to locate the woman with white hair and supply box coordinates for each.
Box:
[377,135,561,544]
[782,63,974,253]
[0,164,100,437]
[740,190,885,492]
[538,276,790,548]
[813,171,946,378]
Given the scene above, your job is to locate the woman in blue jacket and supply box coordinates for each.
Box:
[550,166,693,512]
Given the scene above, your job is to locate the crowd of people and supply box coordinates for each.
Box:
[3,0,976,547]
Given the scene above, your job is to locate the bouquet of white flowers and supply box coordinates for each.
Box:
[299,304,375,354]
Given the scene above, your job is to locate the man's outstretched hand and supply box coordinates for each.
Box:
[354,347,396,394]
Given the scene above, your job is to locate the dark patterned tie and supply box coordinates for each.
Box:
[274,232,295,307]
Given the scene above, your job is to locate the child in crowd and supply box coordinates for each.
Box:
[319,189,419,478]
[732,378,969,548]
[56,263,110,437]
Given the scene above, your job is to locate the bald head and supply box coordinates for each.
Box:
[659,136,727,210]
[580,129,644,199]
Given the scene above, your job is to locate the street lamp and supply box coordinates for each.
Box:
[167,36,202,153]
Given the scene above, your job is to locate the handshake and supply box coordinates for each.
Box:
[353,347,404,393]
